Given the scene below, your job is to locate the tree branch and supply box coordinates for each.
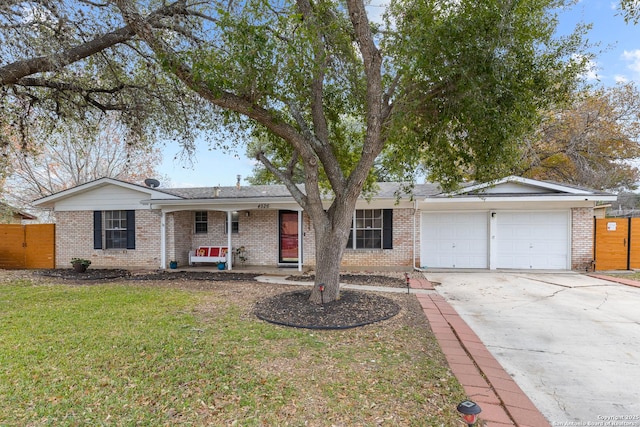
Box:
[17,77,138,94]
[112,0,324,179]
[0,1,189,85]
[344,0,384,193]
[256,150,308,209]
[294,0,346,197]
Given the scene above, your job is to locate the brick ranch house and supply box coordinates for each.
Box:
[33,176,615,271]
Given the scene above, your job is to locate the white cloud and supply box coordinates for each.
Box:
[622,49,640,76]
[614,74,629,83]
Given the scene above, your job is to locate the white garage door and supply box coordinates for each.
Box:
[496,211,569,269]
[421,212,488,268]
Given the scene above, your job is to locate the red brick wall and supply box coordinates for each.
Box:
[166,211,192,266]
[55,209,161,269]
[341,208,415,268]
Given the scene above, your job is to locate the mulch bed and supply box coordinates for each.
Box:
[254,289,401,330]
[37,268,133,280]
[36,269,261,282]
[33,269,405,329]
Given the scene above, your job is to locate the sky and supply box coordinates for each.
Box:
[158,0,640,189]
[159,140,256,188]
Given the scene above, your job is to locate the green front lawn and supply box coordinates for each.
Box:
[0,279,465,426]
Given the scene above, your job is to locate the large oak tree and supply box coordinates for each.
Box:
[517,83,640,191]
[1,0,588,303]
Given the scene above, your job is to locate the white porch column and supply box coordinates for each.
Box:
[160,211,166,269]
[298,210,303,272]
[227,210,233,271]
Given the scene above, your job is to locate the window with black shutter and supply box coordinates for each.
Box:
[94,210,136,249]
[346,209,393,249]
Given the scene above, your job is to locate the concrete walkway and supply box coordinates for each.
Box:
[257,274,549,426]
[256,274,437,294]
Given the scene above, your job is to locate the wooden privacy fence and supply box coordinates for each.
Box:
[0,224,55,269]
[594,218,640,271]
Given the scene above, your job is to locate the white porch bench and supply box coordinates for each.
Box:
[188,246,229,266]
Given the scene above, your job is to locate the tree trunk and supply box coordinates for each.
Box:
[309,230,347,304]
[307,199,355,304]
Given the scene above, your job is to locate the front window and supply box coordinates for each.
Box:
[195,211,208,234]
[347,209,383,249]
[105,210,128,249]
[224,211,239,234]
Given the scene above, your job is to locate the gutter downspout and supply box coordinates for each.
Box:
[298,210,303,272]
[161,211,166,269]
[227,211,233,271]
[413,199,425,272]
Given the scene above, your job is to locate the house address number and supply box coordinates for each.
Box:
[258,203,270,209]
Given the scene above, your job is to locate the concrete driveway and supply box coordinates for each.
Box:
[423,271,640,425]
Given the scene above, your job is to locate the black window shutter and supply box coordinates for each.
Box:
[382,209,393,249]
[93,211,102,249]
[126,210,136,249]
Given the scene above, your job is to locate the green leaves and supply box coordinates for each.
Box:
[383,0,588,189]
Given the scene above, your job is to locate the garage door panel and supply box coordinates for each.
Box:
[497,211,568,270]
[422,212,488,269]
[434,241,455,252]
[511,241,531,251]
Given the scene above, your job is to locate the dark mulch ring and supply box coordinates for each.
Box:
[36,269,260,282]
[37,268,132,280]
[254,289,401,330]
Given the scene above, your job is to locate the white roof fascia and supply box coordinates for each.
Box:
[418,200,614,212]
[142,197,302,212]
[419,195,617,207]
[33,177,179,207]
[449,176,593,196]
[354,198,414,209]
[421,194,617,204]
[143,197,414,212]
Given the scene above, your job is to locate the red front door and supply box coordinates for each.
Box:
[279,211,299,263]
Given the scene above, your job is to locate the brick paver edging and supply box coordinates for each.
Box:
[588,274,640,289]
[408,276,436,290]
[414,289,551,427]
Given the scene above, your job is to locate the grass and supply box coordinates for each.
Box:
[0,278,466,426]
[607,271,640,281]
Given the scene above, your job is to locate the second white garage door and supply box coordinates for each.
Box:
[496,211,569,269]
